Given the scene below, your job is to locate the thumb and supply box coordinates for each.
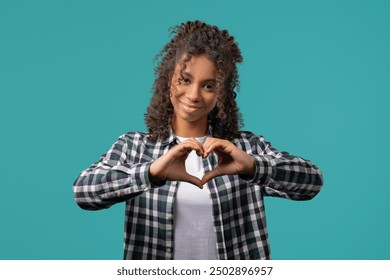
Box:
[182,173,203,189]
[201,168,222,186]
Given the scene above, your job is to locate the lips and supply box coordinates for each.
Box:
[180,102,202,110]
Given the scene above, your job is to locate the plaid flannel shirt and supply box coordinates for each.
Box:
[73,129,323,259]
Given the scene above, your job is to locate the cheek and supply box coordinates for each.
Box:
[209,95,218,109]
[210,100,217,110]
[169,85,178,103]
[169,82,182,98]
[169,94,177,108]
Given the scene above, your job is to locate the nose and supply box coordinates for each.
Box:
[186,84,201,102]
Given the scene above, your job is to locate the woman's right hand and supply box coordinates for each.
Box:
[149,138,204,188]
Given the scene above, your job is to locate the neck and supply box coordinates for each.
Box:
[172,116,208,138]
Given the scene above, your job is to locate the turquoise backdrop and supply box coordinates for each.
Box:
[1,0,389,259]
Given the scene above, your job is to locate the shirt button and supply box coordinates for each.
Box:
[166,214,172,219]
[167,248,172,253]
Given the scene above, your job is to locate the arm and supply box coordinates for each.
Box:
[243,132,324,200]
[200,133,323,200]
[72,133,155,210]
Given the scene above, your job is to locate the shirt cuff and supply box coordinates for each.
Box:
[129,161,167,189]
[239,155,274,185]
[113,161,165,189]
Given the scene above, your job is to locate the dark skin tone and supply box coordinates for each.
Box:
[149,55,255,188]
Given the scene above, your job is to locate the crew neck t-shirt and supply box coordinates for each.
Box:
[173,136,217,260]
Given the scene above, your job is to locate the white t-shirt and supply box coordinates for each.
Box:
[173,136,217,260]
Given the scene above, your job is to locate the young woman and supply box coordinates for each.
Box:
[73,20,323,260]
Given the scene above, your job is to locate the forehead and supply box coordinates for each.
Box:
[175,54,217,79]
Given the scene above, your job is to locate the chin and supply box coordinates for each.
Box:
[179,112,207,123]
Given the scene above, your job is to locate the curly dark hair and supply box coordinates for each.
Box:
[144,20,243,142]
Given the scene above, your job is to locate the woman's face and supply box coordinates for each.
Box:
[169,54,218,132]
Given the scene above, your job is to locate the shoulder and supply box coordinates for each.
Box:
[118,131,168,148]
[114,131,150,147]
[235,130,266,142]
[120,131,148,140]
[234,130,269,150]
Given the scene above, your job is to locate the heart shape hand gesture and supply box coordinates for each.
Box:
[149,137,255,188]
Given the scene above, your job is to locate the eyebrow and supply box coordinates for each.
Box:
[180,70,216,83]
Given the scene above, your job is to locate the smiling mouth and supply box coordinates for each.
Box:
[181,102,202,110]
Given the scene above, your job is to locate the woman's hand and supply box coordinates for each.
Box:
[201,137,255,185]
[149,137,255,188]
[149,138,204,188]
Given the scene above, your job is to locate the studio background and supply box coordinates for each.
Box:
[1,0,389,259]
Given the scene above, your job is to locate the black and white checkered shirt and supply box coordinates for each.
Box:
[73,129,323,259]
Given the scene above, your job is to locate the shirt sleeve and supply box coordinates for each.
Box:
[72,133,156,210]
[239,132,324,200]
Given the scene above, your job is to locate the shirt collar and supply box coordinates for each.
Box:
[162,125,213,146]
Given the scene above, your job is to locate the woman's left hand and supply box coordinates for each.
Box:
[201,137,255,185]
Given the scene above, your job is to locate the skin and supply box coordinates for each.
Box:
[170,54,218,138]
[149,54,255,188]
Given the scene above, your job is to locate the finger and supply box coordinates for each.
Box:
[202,137,218,157]
[181,173,203,189]
[178,139,204,157]
[202,137,216,150]
[186,137,205,156]
[203,139,231,158]
[171,142,199,159]
[201,167,222,185]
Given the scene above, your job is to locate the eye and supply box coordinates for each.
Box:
[178,76,190,84]
[203,83,215,91]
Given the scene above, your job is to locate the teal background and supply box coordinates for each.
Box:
[1,0,389,259]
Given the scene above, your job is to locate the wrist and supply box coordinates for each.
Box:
[148,163,165,186]
[246,157,256,176]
